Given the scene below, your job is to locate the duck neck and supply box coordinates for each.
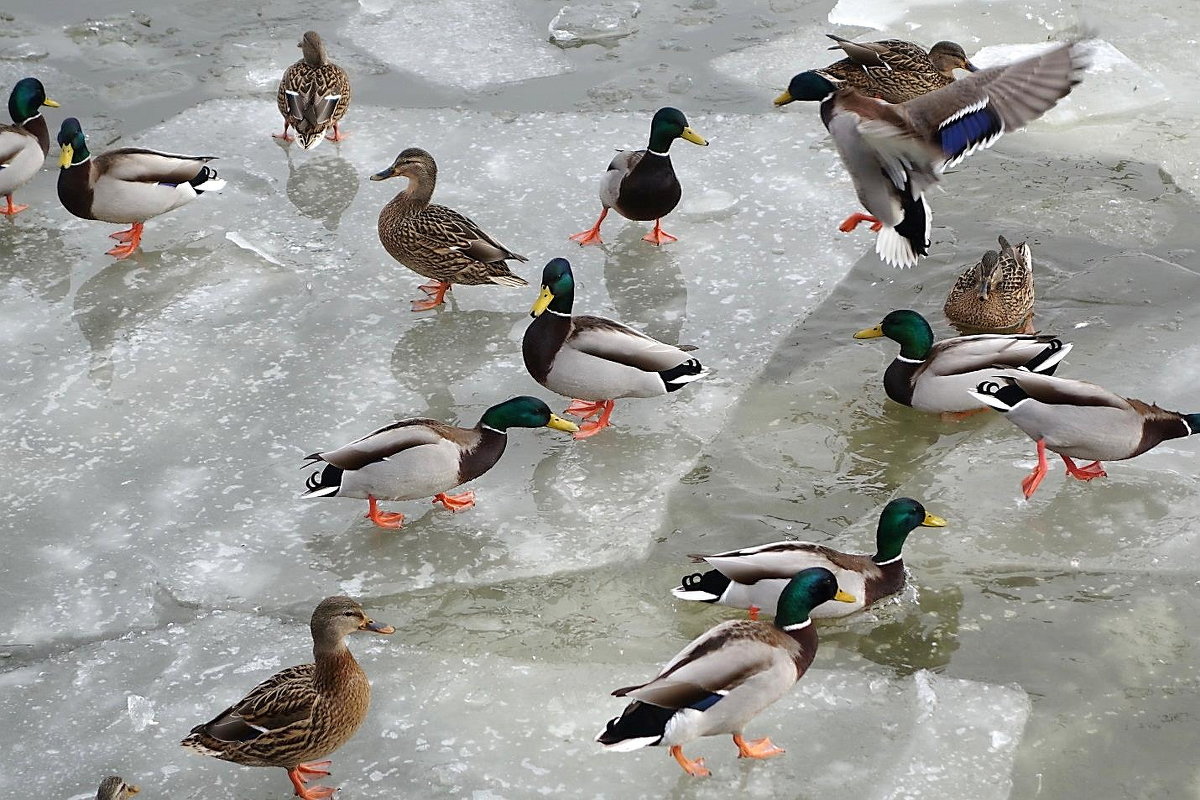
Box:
[646,128,677,156]
[387,171,435,216]
[894,322,934,361]
[312,636,362,693]
[459,426,509,483]
[779,617,819,672]
[21,114,49,155]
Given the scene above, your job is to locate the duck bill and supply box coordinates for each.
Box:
[833,590,856,603]
[922,513,947,528]
[773,90,794,107]
[43,98,60,108]
[853,324,884,339]
[369,168,394,181]
[57,143,73,168]
[126,786,141,796]
[361,618,396,634]
[964,60,980,72]
[546,415,579,433]
[681,127,708,146]
[530,286,554,317]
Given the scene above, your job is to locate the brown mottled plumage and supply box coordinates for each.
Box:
[820,36,978,103]
[180,597,394,800]
[370,147,528,311]
[944,235,1035,333]
[274,31,351,150]
[96,776,139,800]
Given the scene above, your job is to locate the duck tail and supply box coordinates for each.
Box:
[595,701,673,751]
[671,569,729,602]
[875,191,930,269]
[1021,339,1072,375]
[190,166,227,194]
[660,358,708,392]
[968,377,1029,413]
[300,462,343,498]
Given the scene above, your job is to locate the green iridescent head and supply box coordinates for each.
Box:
[774,71,839,105]
[56,117,90,167]
[480,396,578,433]
[8,77,57,124]
[647,106,708,153]
[775,567,854,628]
[853,309,935,360]
[873,498,947,564]
[529,258,575,317]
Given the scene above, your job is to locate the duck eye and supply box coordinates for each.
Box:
[343,610,356,616]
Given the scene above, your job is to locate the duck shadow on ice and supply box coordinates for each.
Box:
[283,150,359,231]
[0,221,72,303]
[595,226,689,345]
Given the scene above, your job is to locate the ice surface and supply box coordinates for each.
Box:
[549,1,641,48]
[343,0,573,90]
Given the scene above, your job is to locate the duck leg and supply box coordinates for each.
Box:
[286,763,335,800]
[564,399,607,420]
[272,120,294,142]
[568,207,607,246]
[670,745,710,777]
[325,123,346,142]
[106,222,144,259]
[0,194,28,216]
[573,400,615,439]
[365,495,405,529]
[1061,455,1107,481]
[747,605,760,621]
[642,219,678,246]
[1021,439,1050,498]
[411,280,451,312]
[733,733,786,759]
[838,212,884,233]
[432,490,476,512]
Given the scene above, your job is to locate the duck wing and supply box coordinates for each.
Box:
[309,419,460,471]
[568,316,692,371]
[96,148,217,183]
[195,664,316,742]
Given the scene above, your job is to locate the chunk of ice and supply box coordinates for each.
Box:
[549,2,641,48]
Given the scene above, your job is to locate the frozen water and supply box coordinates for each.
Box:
[549,2,641,48]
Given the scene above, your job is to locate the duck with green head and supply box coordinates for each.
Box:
[970,373,1200,498]
[0,78,60,215]
[570,106,707,246]
[597,567,854,777]
[56,117,226,259]
[853,309,1070,416]
[301,396,578,528]
[523,258,708,438]
[673,497,946,618]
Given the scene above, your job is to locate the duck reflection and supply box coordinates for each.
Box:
[285,151,359,231]
[825,582,963,674]
[600,226,689,345]
[0,221,72,303]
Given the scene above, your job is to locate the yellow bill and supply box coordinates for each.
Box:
[773,90,794,107]
[853,324,884,339]
[833,589,856,603]
[43,98,60,108]
[58,143,73,168]
[546,414,580,433]
[681,127,708,146]
[922,513,948,527]
[530,286,555,316]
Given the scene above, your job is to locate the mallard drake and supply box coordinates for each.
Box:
[274,31,351,150]
[775,41,1086,267]
[0,78,59,216]
[181,596,394,800]
[569,106,707,247]
[597,567,854,777]
[96,776,140,800]
[673,497,945,618]
[301,396,577,529]
[969,374,1200,497]
[853,309,1070,415]
[943,235,1034,334]
[55,118,226,259]
[814,36,977,104]
[523,258,708,439]
[372,147,528,311]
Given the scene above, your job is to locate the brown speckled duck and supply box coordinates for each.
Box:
[944,235,1034,334]
[96,776,140,800]
[274,31,351,150]
[0,78,59,215]
[372,147,528,311]
[817,36,978,103]
[181,597,395,800]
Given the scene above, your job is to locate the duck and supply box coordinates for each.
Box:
[301,396,578,528]
[853,309,1071,416]
[596,567,854,777]
[96,776,140,800]
[55,118,226,259]
[814,35,978,104]
[273,31,351,150]
[181,596,394,800]
[0,77,59,216]
[969,373,1200,498]
[523,258,708,438]
[569,106,707,247]
[372,147,528,311]
[672,497,945,618]
[943,235,1034,334]
[775,41,1086,267]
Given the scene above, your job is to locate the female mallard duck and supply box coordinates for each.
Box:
[372,147,528,311]
[301,396,577,528]
[775,41,1085,267]
[813,35,977,104]
[569,106,707,246]
[523,258,708,438]
[0,78,59,215]
[970,374,1200,498]
[96,777,140,800]
[182,596,394,800]
[853,309,1070,415]
[943,235,1034,334]
[274,31,351,150]
[597,567,854,777]
[673,497,945,618]
[56,118,226,259]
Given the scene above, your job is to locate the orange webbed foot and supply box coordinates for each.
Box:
[287,763,336,799]
[326,125,346,142]
[642,220,678,246]
[670,746,710,778]
[432,490,476,512]
[105,223,144,258]
[571,400,615,439]
[839,212,882,233]
[411,280,450,311]
[0,196,28,216]
[569,207,608,246]
[564,399,607,420]
[1062,456,1107,481]
[733,734,785,759]
[365,496,405,529]
[1021,439,1050,499]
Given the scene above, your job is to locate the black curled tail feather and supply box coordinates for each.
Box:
[596,701,673,747]
[190,166,218,192]
[1021,337,1066,375]
[894,186,930,259]
[974,378,1029,411]
[659,358,708,393]
[301,462,344,498]
[672,570,729,602]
